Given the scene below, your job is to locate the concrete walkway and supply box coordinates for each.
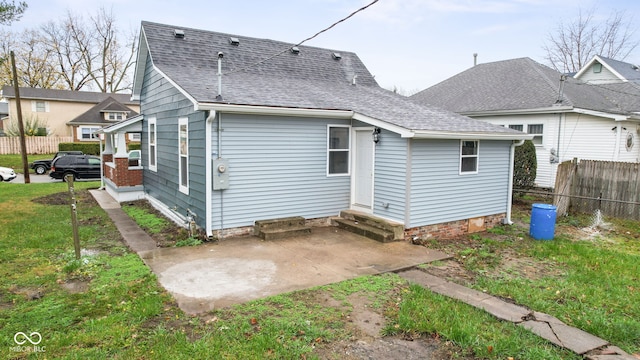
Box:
[399,269,636,360]
[89,189,450,314]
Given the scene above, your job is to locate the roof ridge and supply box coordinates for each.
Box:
[524,58,568,105]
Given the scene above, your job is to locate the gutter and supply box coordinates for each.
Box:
[205,110,216,238]
[505,139,526,225]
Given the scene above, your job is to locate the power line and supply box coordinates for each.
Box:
[227,0,380,75]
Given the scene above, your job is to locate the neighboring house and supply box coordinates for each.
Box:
[101,21,530,242]
[0,86,140,139]
[67,96,139,142]
[0,101,7,135]
[411,57,640,188]
[574,55,640,84]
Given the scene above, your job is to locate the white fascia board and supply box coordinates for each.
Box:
[573,108,628,121]
[461,106,574,117]
[411,131,534,141]
[196,102,354,119]
[351,113,414,138]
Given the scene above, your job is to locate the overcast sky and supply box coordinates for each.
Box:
[6,0,640,93]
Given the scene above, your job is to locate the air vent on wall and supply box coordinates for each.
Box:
[174,29,185,38]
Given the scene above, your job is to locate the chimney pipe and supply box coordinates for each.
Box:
[217,52,223,100]
[473,53,478,66]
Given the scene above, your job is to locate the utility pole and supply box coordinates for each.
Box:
[10,51,30,183]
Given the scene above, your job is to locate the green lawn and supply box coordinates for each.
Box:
[0,154,54,173]
[0,183,637,359]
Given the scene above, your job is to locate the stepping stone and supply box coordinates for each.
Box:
[519,320,608,354]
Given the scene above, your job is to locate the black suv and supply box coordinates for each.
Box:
[30,151,84,175]
[49,155,101,181]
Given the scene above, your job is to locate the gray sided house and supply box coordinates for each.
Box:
[116,21,530,241]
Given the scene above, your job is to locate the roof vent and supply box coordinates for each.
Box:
[332,52,342,60]
[174,29,185,39]
[229,37,240,46]
[290,46,300,54]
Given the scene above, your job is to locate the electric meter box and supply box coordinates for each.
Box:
[213,158,229,190]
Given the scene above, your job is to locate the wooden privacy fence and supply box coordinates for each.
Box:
[0,136,73,154]
[554,159,640,220]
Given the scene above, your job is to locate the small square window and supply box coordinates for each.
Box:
[528,124,544,145]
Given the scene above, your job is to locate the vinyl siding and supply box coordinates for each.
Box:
[408,139,510,227]
[210,114,351,229]
[576,65,620,84]
[478,113,559,188]
[373,130,407,223]
[560,114,639,163]
[139,60,207,228]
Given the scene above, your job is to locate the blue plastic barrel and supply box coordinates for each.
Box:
[529,203,557,240]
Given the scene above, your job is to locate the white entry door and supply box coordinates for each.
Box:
[352,129,374,212]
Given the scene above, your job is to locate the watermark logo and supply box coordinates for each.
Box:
[10,332,46,353]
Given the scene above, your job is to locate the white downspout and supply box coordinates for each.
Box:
[205,110,216,238]
[505,139,526,225]
[613,124,622,161]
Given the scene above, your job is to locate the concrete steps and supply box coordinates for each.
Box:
[254,216,311,240]
[331,210,404,243]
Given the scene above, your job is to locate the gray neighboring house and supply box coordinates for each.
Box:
[110,21,530,241]
[411,57,640,188]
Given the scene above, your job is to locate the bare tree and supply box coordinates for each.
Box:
[3,6,137,92]
[85,7,137,93]
[0,29,60,88]
[543,8,639,73]
[0,0,27,25]
[41,13,93,90]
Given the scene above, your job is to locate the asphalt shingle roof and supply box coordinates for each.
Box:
[410,57,640,116]
[597,55,640,83]
[67,97,139,125]
[139,21,522,136]
[1,86,137,106]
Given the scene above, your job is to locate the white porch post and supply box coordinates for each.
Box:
[115,131,127,157]
[104,133,114,154]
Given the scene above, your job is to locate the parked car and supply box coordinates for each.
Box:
[30,150,84,175]
[49,155,101,181]
[128,150,141,166]
[0,166,16,182]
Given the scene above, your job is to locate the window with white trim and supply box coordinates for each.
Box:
[178,117,189,194]
[31,100,49,112]
[79,126,100,140]
[327,125,350,176]
[508,124,523,131]
[528,124,543,145]
[460,140,479,174]
[106,112,125,121]
[148,117,157,172]
[128,133,141,141]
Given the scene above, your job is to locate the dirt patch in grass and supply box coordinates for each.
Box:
[59,279,90,293]
[32,189,95,206]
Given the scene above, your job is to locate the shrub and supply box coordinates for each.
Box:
[514,140,537,189]
[58,142,101,155]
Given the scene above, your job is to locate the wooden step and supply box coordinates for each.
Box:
[331,217,396,243]
[254,216,311,240]
[338,210,404,241]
